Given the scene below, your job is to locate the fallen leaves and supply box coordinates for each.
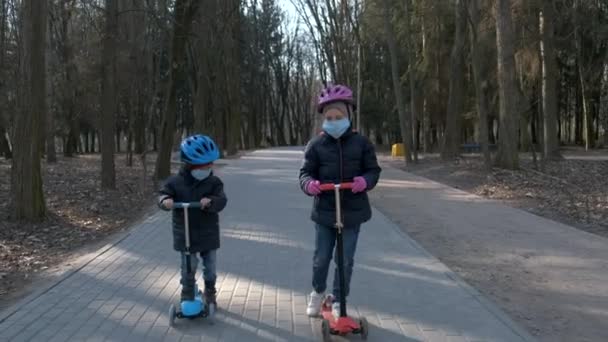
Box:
[0,153,159,303]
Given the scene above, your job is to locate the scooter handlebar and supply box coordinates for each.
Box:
[173,202,203,209]
[319,182,354,191]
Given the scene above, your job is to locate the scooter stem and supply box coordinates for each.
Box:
[183,204,192,275]
[172,203,202,278]
[332,184,347,318]
[334,185,344,233]
[183,204,191,252]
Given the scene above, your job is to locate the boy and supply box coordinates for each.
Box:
[159,134,227,305]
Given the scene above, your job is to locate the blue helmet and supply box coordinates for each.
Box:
[180,135,220,165]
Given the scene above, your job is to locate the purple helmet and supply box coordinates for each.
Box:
[317,84,355,113]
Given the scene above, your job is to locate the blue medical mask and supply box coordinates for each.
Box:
[191,169,211,180]
[322,118,350,139]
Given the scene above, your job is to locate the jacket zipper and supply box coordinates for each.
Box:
[338,138,344,182]
[338,138,344,223]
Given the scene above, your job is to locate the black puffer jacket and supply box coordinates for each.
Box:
[299,130,381,227]
[159,168,227,252]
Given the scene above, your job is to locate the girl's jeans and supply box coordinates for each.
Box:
[180,249,217,300]
[312,224,360,302]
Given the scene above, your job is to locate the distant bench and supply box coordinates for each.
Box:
[461,143,497,153]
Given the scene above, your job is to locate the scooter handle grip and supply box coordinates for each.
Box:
[319,182,354,191]
[173,202,203,209]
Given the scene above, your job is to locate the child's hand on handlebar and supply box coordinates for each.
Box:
[306,180,321,196]
[200,197,212,208]
[352,176,367,193]
[162,198,174,210]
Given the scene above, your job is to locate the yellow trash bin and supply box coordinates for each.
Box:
[391,143,405,157]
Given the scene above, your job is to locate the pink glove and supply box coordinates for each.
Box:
[352,176,367,193]
[306,180,321,196]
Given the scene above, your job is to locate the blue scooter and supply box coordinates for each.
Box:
[168,202,216,326]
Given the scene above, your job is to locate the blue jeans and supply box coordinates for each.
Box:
[180,249,217,300]
[312,224,360,302]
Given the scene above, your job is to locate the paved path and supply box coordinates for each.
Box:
[0,148,535,342]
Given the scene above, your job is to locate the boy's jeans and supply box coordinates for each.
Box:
[180,249,217,301]
[312,223,360,302]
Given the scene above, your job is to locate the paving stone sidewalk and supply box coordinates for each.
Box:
[0,148,535,342]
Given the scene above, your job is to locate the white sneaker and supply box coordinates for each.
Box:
[306,291,324,317]
[332,302,340,319]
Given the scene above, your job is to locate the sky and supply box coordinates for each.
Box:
[278,0,303,32]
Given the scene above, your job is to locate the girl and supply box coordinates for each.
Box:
[299,84,381,317]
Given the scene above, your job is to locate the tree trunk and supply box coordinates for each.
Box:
[578,62,590,150]
[115,130,121,153]
[0,0,8,160]
[152,127,157,151]
[0,0,4,71]
[45,15,56,163]
[11,0,46,221]
[0,120,11,159]
[403,0,419,162]
[519,103,531,151]
[100,0,118,189]
[442,0,467,160]
[64,119,79,157]
[421,18,431,153]
[495,0,520,169]
[539,0,562,159]
[46,110,57,162]
[224,0,241,155]
[193,0,212,135]
[382,0,412,164]
[468,0,491,170]
[604,64,608,147]
[155,0,200,180]
[134,109,145,154]
[126,131,133,167]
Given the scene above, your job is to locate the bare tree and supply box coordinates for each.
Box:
[0,0,12,159]
[403,0,419,162]
[45,4,56,163]
[573,0,591,151]
[155,0,200,180]
[382,0,412,164]
[442,0,468,160]
[539,0,561,160]
[100,0,118,189]
[468,0,492,170]
[495,0,520,169]
[11,0,47,220]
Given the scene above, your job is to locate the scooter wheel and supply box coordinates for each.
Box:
[169,304,177,327]
[359,317,369,340]
[321,319,331,342]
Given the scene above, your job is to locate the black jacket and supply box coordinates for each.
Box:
[159,168,227,252]
[299,130,381,227]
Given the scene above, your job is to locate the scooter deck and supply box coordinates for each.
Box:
[170,291,217,323]
[320,302,362,335]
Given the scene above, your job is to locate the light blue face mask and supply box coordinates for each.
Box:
[322,118,350,139]
[191,169,211,180]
